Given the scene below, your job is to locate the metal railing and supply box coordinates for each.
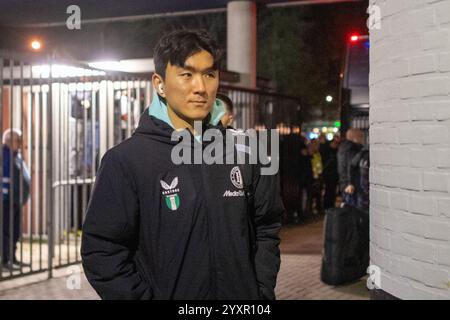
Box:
[0,54,152,281]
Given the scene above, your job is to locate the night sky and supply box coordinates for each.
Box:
[0,0,349,26]
[0,0,368,121]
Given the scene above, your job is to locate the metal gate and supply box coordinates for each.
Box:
[0,52,152,281]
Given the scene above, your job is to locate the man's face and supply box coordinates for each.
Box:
[8,133,21,153]
[160,50,219,122]
[354,131,364,145]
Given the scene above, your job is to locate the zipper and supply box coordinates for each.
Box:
[198,152,218,299]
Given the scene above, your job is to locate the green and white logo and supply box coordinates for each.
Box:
[165,194,180,211]
[160,177,181,211]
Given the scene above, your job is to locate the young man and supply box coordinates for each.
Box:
[81,30,284,300]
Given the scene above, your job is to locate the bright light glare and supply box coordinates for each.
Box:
[31,65,106,78]
[31,40,41,50]
[309,132,318,140]
[88,61,124,72]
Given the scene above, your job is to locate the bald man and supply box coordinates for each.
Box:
[337,128,364,200]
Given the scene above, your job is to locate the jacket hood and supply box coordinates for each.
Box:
[134,87,226,144]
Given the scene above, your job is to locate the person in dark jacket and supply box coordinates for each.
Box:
[322,137,339,210]
[350,147,370,211]
[309,139,323,214]
[337,128,363,203]
[299,140,313,217]
[216,93,235,128]
[81,30,284,300]
[2,129,31,271]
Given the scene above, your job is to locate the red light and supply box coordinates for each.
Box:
[350,35,359,42]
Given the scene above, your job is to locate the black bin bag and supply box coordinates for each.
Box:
[320,205,370,286]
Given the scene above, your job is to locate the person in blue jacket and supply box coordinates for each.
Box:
[2,129,31,271]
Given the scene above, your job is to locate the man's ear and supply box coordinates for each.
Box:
[152,73,166,98]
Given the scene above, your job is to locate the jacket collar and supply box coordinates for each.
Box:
[148,87,226,130]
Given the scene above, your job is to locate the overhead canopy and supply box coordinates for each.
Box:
[1,0,361,27]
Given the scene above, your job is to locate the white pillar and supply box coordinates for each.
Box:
[227,1,257,88]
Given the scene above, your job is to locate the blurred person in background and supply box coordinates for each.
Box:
[2,129,31,271]
[322,137,340,210]
[350,146,370,211]
[337,128,364,205]
[216,93,235,129]
[309,139,323,214]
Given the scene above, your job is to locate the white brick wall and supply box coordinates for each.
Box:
[370,0,450,299]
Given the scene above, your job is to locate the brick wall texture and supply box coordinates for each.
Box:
[370,0,450,299]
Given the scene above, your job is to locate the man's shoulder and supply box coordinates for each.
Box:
[106,137,136,158]
[102,135,149,167]
[109,132,162,154]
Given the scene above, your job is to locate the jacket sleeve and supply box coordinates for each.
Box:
[349,151,363,187]
[337,148,350,191]
[81,150,151,300]
[12,156,31,206]
[252,164,284,300]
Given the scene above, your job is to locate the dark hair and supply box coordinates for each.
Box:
[153,29,223,79]
[216,93,234,113]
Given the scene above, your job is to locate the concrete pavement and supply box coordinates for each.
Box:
[0,217,369,300]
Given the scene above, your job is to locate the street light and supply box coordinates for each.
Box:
[326,95,333,103]
[30,39,42,51]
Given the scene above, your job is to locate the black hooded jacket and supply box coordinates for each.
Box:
[337,140,363,192]
[350,147,370,211]
[81,109,284,300]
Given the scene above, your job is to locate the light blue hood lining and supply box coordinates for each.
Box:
[148,87,226,129]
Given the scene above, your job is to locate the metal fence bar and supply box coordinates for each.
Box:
[47,56,54,279]
[55,76,64,265]
[19,61,24,274]
[8,58,14,276]
[28,65,34,272]
[0,58,3,278]
[79,80,88,262]
[91,80,97,180]
[65,81,71,268]
[37,67,42,271]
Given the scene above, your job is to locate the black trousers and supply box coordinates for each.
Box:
[1,202,21,264]
[303,178,323,215]
[323,179,338,210]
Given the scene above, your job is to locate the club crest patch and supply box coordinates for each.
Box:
[230,166,243,190]
[160,177,180,211]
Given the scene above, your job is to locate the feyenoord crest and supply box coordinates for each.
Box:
[160,177,180,211]
[230,166,243,189]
